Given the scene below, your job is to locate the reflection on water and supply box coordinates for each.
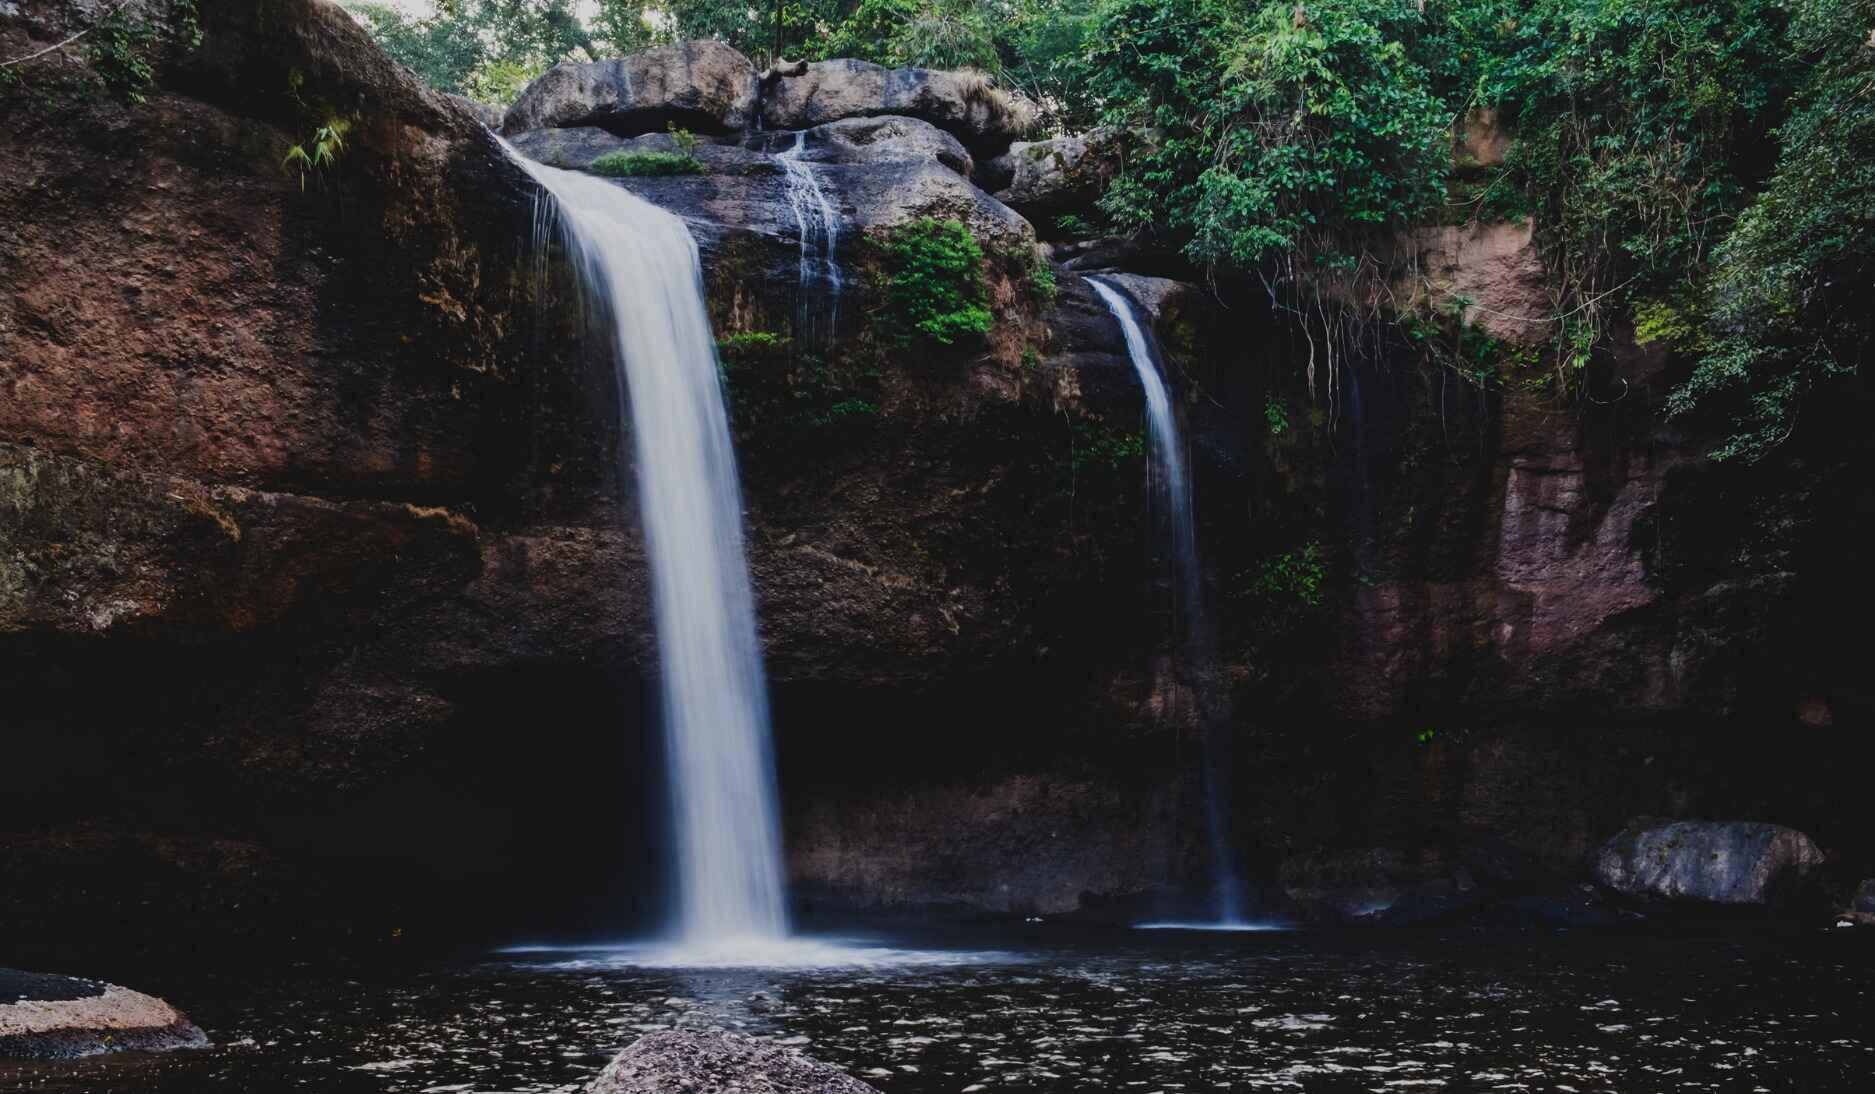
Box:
[4,926,1873,1092]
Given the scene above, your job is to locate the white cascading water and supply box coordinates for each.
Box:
[506,147,790,947]
[1087,275,1247,928]
[776,131,844,344]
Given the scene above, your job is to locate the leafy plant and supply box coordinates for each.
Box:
[590,149,705,177]
[1264,396,1290,436]
[1052,213,1096,238]
[283,118,351,191]
[1026,255,1059,307]
[878,217,994,347]
[1246,542,1327,607]
[1664,0,1875,461]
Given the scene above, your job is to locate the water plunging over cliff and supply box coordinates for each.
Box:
[776,131,844,345]
[507,148,789,947]
[1086,276,1245,927]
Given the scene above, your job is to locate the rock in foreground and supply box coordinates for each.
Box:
[1593,821,1825,906]
[587,1029,879,1094]
[0,970,206,1058]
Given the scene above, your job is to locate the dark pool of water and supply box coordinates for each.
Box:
[4,925,1873,1092]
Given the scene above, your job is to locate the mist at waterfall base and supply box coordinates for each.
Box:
[1086,277,1253,932]
[508,149,792,962]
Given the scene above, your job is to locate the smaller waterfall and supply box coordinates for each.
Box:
[776,131,844,345]
[1088,275,1245,927]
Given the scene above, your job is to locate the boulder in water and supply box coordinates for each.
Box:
[760,59,1034,152]
[0,970,206,1058]
[503,40,759,136]
[585,1028,879,1093]
[1593,820,1825,906]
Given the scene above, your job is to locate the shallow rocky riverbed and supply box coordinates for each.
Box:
[3,926,1872,1092]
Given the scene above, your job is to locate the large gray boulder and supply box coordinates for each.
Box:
[586,1029,878,1094]
[0,970,206,1058]
[761,59,1034,152]
[1594,821,1825,906]
[503,40,759,136]
[782,115,975,178]
[986,129,1120,223]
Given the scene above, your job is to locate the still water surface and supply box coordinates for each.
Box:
[4,925,1871,1092]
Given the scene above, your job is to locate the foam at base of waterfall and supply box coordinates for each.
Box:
[501,936,1023,971]
[1133,921,1290,932]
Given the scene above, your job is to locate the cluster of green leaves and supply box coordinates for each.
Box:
[878,218,994,346]
[0,0,200,103]
[1068,420,1147,473]
[1245,541,1327,607]
[1090,0,1450,275]
[1476,0,1794,380]
[1025,253,1059,306]
[283,117,351,191]
[1663,0,1875,460]
[717,331,879,435]
[590,149,704,176]
[343,0,601,104]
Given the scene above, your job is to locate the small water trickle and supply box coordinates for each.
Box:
[776,130,844,346]
[502,141,789,946]
[1087,275,1245,927]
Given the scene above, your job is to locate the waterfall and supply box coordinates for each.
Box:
[505,147,790,945]
[776,131,844,345]
[1087,276,1245,926]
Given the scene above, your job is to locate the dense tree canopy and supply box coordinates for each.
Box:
[348,0,1873,461]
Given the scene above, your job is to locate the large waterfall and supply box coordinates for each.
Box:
[507,150,790,946]
[1087,276,1245,927]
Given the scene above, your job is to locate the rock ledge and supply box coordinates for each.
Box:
[0,970,207,1059]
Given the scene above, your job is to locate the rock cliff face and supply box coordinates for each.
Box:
[1,0,1868,949]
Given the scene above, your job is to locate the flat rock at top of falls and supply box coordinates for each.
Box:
[502,39,759,136]
[506,118,1032,253]
[1593,820,1825,906]
[0,969,207,1059]
[586,1029,879,1094]
[760,58,1035,151]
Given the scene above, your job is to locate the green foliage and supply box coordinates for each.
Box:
[1052,213,1096,238]
[878,218,994,347]
[590,149,705,176]
[1246,541,1327,608]
[1479,0,1796,380]
[1091,0,1450,274]
[86,7,159,102]
[817,0,1003,70]
[343,0,595,104]
[283,118,351,191]
[1026,255,1059,307]
[1665,0,1875,461]
[666,124,701,157]
[1263,396,1290,436]
[1069,421,1147,473]
[717,331,879,435]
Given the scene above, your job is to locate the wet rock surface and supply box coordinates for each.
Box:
[760,59,1033,152]
[0,970,205,1059]
[986,129,1120,230]
[1594,821,1826,906]
[502,40,759,136]
[587,1028,879,1094]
